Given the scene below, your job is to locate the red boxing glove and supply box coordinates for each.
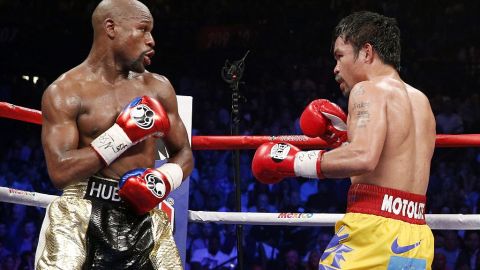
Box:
[251,142,326,184]
[91,96,170,165]
[300,99,347,148]
[118,163,183,215]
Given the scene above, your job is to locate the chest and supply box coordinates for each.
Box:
[77,83,158,139]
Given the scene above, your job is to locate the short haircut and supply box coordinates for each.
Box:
[333,11,401,71]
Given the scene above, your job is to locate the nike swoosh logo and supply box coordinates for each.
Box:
[391,238,421,254]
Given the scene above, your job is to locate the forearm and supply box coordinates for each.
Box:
[321,146,374,178]
[167,146,194,180]
[46,146,104,189]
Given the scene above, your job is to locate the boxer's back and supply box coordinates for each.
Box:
[405,84,436,193]
[352,78,436,195]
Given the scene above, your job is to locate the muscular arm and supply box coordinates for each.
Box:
[41,84,104,189]
[154,76,194,180]
[321,83,387,178]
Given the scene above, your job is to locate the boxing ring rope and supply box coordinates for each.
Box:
[193,134,480,149]
[2,102,480,149]
[0,102,42,125]
[1,186,479,230]
[1,101,480,230]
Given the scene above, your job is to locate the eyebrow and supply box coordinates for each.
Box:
[130,15,152,23]
[136,19,153,29]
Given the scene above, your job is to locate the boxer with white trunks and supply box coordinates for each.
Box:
[36,1,193,269]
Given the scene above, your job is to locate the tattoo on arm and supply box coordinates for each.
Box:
[356,110,370,128]
[353,101,370,128]
[353,101,370,110]
[353,86,365,96]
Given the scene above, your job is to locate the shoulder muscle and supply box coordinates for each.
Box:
[42,79,82,122]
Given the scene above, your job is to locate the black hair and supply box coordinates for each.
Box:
[333,11,401,71]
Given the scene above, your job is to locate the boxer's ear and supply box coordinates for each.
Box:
[104,18,115,39]
[361,43,374,64]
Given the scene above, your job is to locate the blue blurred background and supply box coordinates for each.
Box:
[0,1,479,269]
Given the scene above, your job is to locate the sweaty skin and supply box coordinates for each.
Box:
[41,0,193,189]
[321,37,436,195]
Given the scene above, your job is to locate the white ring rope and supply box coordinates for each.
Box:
[1,187,479,230]
[189,212,480,230]
[0,186,57,208]
[189,211,345,227]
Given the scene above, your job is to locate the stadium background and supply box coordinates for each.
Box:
[0,1,479,269]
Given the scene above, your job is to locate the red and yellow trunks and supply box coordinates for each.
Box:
[319,184,434,270]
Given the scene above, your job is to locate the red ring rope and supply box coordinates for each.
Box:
[0,102,42,125]
[1,102,479,149]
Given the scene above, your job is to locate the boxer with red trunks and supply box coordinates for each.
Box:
[252,11,436,270]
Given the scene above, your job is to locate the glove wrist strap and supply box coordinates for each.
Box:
[91,124,133,165]
[157,163,183,190]
[294,150,321,179]
[316,150,327,179]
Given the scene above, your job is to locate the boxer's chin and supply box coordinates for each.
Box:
[339,82,351,97]
[130,59,146,73]
[143,55,151,66]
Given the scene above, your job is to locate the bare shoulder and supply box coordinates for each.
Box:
[138,72,175,96]
[350,80,386,99]
[42,70,83,117]
[404,83,434,120]
[139,72,172,87]
[405,83,430,103]
[347,82,385,115]
[349,81,369,98]
[144,72,170,84]
[137,71,178,111]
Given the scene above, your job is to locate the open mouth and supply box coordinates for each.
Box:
[143,50,155,66]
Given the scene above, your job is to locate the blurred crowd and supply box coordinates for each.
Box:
[1,0,480,269]
[1,71,480,270]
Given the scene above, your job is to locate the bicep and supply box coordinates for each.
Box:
[41,88,81,164]
[347,85,387,161]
